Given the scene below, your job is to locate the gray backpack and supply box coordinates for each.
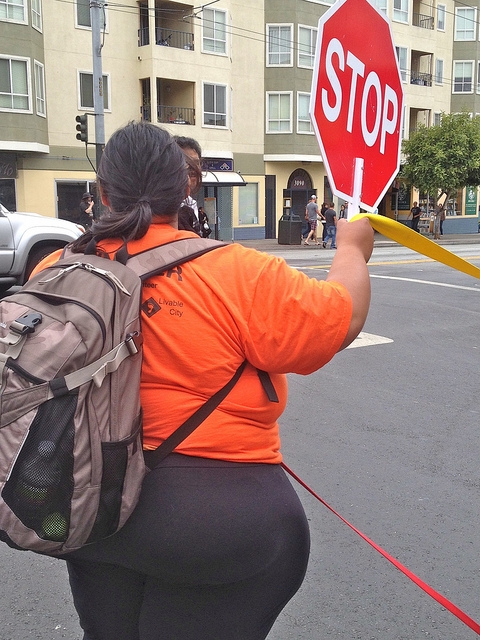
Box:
[0,237,227,555]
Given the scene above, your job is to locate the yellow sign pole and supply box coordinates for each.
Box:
[351,213,480,281]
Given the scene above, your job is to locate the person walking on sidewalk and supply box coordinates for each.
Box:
[323,203,337,249]
[408,201,422,233]
[304,195,322,245]
[433,205,443,240]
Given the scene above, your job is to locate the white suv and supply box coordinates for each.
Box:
[0,203,84,292]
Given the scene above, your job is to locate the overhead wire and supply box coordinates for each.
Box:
[51,0,478,91]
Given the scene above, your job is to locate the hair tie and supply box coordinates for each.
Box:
[138,196,151,204]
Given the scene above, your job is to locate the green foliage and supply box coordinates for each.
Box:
[401,112,480,204]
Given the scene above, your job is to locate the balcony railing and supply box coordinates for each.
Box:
[410,71,432,86]
[138,27,194,49]
[413,13,434,29]
[155,28,194,50]
[157,105,195,125]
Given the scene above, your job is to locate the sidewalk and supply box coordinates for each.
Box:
[235,232,480,253]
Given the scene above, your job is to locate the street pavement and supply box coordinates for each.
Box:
[1,231,480,639]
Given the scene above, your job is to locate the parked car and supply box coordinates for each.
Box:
[0,203,84,292]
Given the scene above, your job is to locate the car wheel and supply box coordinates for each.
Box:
[24,244,63,282]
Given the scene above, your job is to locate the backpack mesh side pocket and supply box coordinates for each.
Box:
[2,394,77,542]
[86,417,142,544]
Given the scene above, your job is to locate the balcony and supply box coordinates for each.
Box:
[157,105,195,125]
[138,1,195,49]
[413,13,434,29]
[141,105,195,125]
[409,108,431,134]
[155,28,194,50]
[138,27,194,50]
[410,70,432,87]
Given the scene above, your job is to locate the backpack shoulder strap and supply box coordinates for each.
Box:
[144,360,247,469]
[124,238,228,280]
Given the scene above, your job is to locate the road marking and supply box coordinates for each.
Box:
[293,256,480,270]
[370,256,480,266]
[370,274,480,291]
[346,331,393,349]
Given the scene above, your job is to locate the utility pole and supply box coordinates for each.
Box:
[90,0,105,213]
[90,0,105,173]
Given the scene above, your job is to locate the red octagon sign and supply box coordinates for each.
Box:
[310,0,404,211]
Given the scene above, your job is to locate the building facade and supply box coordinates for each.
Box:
[1,0,478,238]
[449,0,480,230]
[1,0,266,240]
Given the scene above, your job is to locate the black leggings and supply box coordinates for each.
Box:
[65,454,310,640]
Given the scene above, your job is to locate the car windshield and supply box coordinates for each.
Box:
[0,202,10,216]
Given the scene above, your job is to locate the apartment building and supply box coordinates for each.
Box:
[1,0,265,240]
[373,0,459,224]
[1,0,477,238]
[449,0,480,229]
[264,0,329,227]
[263,0,460,227]
[451,1,480,115]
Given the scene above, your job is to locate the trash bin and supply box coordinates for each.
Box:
[278,213,302,245]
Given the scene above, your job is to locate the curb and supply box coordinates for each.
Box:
[235,233,480,253]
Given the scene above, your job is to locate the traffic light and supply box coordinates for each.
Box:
[75,114,88,143]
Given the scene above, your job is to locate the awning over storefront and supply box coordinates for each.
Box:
[201,171,246,187]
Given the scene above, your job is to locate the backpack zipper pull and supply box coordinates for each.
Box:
[39,263,82,283]
[81,264,132,296]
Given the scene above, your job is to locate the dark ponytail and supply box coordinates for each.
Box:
[71,121,189,252]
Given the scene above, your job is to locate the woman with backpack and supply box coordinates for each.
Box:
[32,121,373,640]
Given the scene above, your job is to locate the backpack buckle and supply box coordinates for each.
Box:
[125,331,143,355]
[10,313,43,335]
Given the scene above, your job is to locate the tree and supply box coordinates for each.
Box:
[401,112,480,210]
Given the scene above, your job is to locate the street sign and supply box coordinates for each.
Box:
[310,0,404,214]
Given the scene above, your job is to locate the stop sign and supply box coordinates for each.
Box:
[310,0,404,211]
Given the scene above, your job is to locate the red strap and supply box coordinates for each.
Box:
[281,462,480,636]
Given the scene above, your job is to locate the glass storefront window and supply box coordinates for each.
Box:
[238,183,258,225]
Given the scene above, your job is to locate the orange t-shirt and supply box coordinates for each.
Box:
[32,225,352,463]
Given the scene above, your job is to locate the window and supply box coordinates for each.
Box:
[395,46,408,82]
[437,4,445,31]
[203,83,227,127]
[267,92,292,133]
[0,56,30,111]
[202,8,227,54]
[0,179,16,212]
[297,92,313,133]
[477,62,480,93]
[372,0,387,14]
[298,26,317,68]
[34,61,45,116]
[79,72,110,109]
[453,61,473,93]
[435,59,443,85]
[393,0,408,23]
[76,0,107,29]
[267,25,292,66]
[238,184,259,225]
[31,0,42,31]
[76,0,90,27]
[0,0,26,23]
[433,112,442,126]
[454,7,476,41]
